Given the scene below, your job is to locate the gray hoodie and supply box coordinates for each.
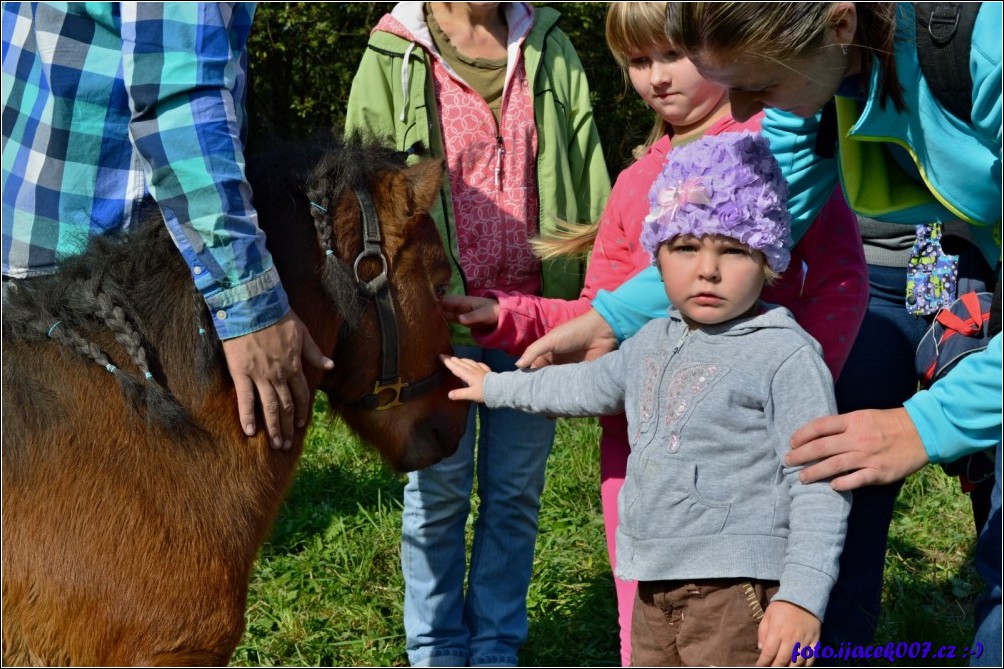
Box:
[483,304,850,620]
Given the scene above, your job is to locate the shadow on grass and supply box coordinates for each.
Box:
[874,533,981,666]
[262,444,407,555]
[523,569,621,667]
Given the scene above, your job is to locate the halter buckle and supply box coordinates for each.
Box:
[371,378,409,411]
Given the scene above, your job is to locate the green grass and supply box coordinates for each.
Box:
[877,466,983,657]
[232,400,982,666]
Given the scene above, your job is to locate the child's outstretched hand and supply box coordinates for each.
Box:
[440,355,491,403]
[756,600,820,667]
[440,295,501,328]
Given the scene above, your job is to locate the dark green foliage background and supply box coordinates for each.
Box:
[247,2,654,175]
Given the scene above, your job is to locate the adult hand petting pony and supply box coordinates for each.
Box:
[222,312,334,450]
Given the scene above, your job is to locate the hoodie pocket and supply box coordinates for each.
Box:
[623,460,732,538]
[683,462,732,534]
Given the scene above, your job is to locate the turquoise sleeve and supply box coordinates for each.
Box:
[591,265,669,342]
[905,333,1003,463]
[761,108,839,242]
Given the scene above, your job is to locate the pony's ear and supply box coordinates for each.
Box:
[402,158,443,217]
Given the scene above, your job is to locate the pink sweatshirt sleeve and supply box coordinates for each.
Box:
[764,189,868,380]
[471,290,593,355]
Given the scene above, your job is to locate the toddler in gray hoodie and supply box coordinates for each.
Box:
[442,132,850,667]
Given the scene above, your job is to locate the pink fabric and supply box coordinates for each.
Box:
[763,191,867,380]
[431,52,541,298]
[597,414,632,667]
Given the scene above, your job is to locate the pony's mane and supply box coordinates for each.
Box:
[249,133,419,330]
[247,133,416,216]
[2,134,415,434]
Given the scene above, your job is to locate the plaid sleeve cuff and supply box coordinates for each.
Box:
[203,264,290,339]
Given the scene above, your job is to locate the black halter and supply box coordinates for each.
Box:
[346,188,446,411]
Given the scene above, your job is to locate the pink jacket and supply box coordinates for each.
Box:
[474,114,866,380]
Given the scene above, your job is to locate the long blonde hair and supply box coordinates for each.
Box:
[665,2,904,110]
[534,2,675,260]
[605,2,674,149]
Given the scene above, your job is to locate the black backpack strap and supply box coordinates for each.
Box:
[914,2,981,124]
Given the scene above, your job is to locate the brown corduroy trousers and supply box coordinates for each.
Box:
[631,578,780,667]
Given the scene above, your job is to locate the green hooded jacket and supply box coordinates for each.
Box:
[345,4,611,344]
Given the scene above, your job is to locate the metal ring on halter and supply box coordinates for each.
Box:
[353,251,389,296]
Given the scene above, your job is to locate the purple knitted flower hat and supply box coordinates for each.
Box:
[639,131,792,272]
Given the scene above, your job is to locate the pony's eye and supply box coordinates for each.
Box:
[434,284,449,299]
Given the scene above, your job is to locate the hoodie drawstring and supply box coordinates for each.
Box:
[399,42,416,122]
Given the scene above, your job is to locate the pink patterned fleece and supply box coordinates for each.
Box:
[474,113,866,381]
[374,8,543,298]
[431,53,542,297]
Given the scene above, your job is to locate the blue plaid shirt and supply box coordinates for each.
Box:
[2,2,288,339]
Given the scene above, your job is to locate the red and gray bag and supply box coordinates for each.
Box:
[915,280,1000,492]
[915,290,994,387]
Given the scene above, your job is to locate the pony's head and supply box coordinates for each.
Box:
[251,138,467,472]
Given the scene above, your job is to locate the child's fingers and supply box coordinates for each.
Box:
[440,355,488,403]
[758,644,798,667]
[448,387,478,401]
[440,355,490,379]
[440,355,469,379]
[456,302,499,327]
[754,619,790,667]
[756,638,781,666]
[440,295,480,312]
[441,296,500,327]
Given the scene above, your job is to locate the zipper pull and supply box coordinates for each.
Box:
[672,328,689,354]
[495,135,505,191]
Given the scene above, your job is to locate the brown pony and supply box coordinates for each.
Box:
[1,137,468,665]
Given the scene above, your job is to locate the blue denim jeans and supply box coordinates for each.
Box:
[401,346,557,667]
[972,443,1002,667]
[826,263,931,648]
